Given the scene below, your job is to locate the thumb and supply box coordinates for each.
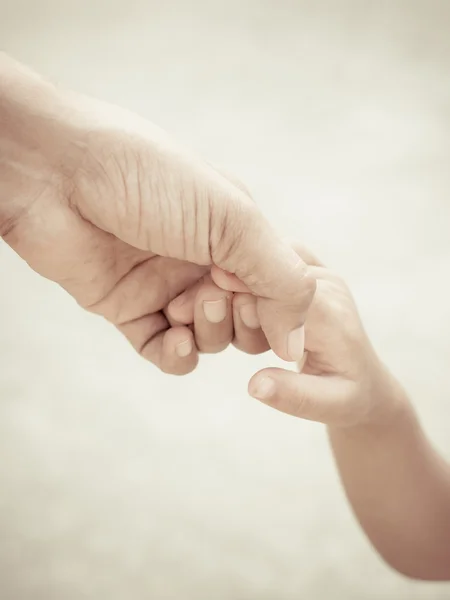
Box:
[209,189,316,362]
[248,368,357,426]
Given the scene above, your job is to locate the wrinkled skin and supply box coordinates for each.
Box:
[0,54,315,375]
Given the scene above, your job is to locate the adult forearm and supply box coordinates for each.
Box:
[329,374,450,580]
[0,53,79,239]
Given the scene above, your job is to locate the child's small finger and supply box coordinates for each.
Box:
[232,293,269,355]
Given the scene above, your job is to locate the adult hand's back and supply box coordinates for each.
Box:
[0,54,315,374]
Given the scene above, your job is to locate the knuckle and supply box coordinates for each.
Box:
[209,195,256,268]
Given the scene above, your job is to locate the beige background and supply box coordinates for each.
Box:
[1,1,450,598]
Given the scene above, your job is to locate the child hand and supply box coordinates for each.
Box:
[245,244,394,428]
[167,243,394,429]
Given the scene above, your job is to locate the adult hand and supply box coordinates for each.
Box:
[0,54,315,374]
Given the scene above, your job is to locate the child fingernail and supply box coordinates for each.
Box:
[176,339,193,358]
[240,303,260,329]
[203,298,227,323]
[251,377,276,400]
[287,326,305,361]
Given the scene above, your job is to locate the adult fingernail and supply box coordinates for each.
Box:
[287,326,305,361]
[176,339,193,358]
[240,303,260,329]
[250,377,276,400]
[203,298,227,323]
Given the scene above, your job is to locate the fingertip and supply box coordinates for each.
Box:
[248,367,304,413]
[248,367,284,397]
[249,374,276,401]
[162,326,199,375]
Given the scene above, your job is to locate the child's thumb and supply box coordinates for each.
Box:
[248,368,356,425]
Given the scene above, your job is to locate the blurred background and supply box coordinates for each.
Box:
[1,1,450,598]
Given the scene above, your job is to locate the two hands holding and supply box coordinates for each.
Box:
[0,54,377,430]
[2,54,450,580]
[167,244,386,430]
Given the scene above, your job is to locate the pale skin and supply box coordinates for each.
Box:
[0,53,314,376]
[170,246,450,581]
[2,55,449,581]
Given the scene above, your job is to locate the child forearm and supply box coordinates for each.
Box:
[328,372,450,580]
[246,246,450,581]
